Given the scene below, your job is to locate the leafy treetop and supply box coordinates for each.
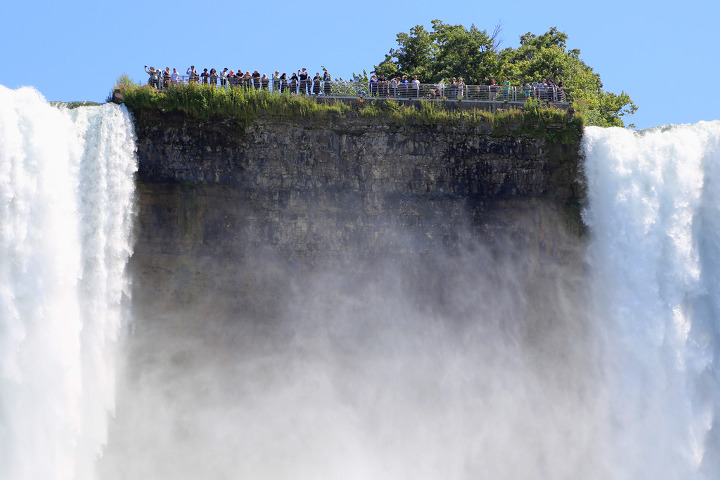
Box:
[373,22,637,127]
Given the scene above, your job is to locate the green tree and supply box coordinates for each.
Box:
[374,20,500,84]
[374,23,637,127]
[430,20,500,84]
[499,27,637,126]
[375,24,435,81]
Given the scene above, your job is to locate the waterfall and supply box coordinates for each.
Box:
[0,86,137,480]
[2,81,720,480]
[583,122,720,479]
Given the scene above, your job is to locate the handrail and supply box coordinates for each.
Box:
[146,73,570,104]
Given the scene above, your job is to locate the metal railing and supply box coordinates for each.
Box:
[146,74,569,104]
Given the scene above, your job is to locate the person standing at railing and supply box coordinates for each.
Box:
[280,73,288,93]
[323,72,331,95]
[457,78,465,99]
[273,71,280,92]
[381,75,391,97]
[448,78,458,99]
[524,83,532,100]
[201,68,210,85]
[262,74,270,90]
[546,79,555,102]
[290,71,299,94]
[502,78,511,101]
[162,67,171,90]
[390,77,399,97]
[220,68,229,88]
[486,78,496,100]
[145,66,160,88]
[557,81,566,102]
[298,69,309,95]
[171,68,180,85]
[412,75,420,98]
[186,66,198,83]
[400,75,409,98]
[538,79,548,100]
[210,69,218,87]
[313,73,321,95]
[369,75,378,96]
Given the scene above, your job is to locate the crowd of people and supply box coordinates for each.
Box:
[144,65,567,102]
[144,65,335,95]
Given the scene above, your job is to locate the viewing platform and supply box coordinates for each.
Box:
[134,75,571,112]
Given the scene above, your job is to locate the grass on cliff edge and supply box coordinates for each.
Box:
[117,83,584,144]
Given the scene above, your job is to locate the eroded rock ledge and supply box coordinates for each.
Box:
[129,111,585,311]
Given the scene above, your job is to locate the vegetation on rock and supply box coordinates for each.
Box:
[116,81,583,146]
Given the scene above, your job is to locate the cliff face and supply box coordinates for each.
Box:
[129,111,585,315]
[135,113,580,200]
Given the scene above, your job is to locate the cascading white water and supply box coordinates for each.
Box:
[583,122,720,479]
[2,81,719,480]
[0,86,137,480]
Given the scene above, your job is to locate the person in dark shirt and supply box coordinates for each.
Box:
[378,75,388,97]
[162,67,171,89]
[369,75,378,96]
[448,77,458,99]
[313,73,321,95]
[546,79,556,102]
[298,69,308,95]
[323,71,332,96]
[290,72,299,94]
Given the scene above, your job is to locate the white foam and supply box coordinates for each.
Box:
[583,122,720,479]
[0,86,137,480]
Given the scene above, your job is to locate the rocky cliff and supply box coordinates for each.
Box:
[128,110,585,317]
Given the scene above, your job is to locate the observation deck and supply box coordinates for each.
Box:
[139,75,570,110]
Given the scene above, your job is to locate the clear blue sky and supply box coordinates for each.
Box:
[2,0,718,130]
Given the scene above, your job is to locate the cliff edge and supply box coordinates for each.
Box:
[128,109,585,314]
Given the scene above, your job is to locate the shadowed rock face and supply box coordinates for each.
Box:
[133,114,581,200]
[129,113,584,313]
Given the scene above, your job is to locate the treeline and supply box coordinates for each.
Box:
[372,21,637,127]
